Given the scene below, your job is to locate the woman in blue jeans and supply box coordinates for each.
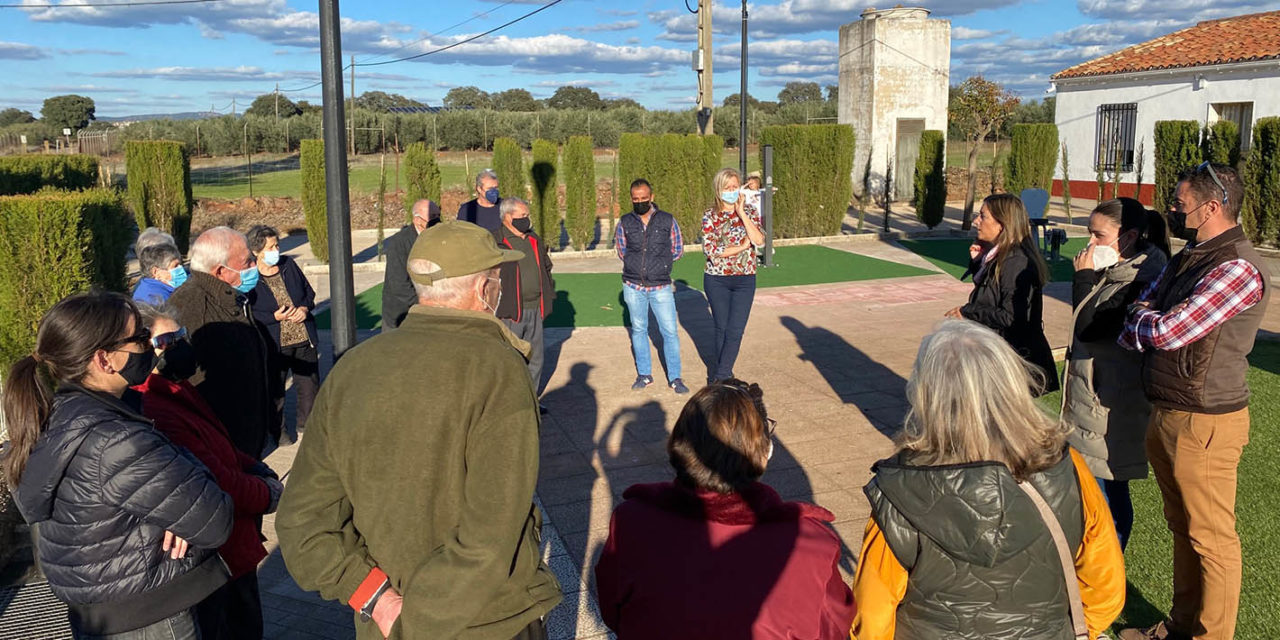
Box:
[701,168,764,383]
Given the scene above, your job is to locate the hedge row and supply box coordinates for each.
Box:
[1242,117,1280,246]
[0,189,131,370]
[1154,120,1202,214]
[759,124,855,238]
[617,132,724,241]
[124,140,193,251]
[0,154,98,196]
[1202,120,1241,168]
[402,142,441,224]
[913,130,946,229]
[492,137,526,201]
[530,140,559,241]
[1005,123,1058,197]
[563,136,595,250]
[300,139,328,263]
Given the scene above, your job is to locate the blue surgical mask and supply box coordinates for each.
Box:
[235,265,259,293]
[168,265,188,288]
[720,190,740,205]
[484,187,500,204]
[263,250,280,267]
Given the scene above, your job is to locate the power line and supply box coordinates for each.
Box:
[357,0,563,67]
[356,0,521,66]
[0,0,220,8]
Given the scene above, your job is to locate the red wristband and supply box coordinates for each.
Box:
[348,567,388,612]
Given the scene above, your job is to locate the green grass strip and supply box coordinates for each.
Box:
[900,237,1089,282]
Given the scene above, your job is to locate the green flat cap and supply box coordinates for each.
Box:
[408,220,523,286]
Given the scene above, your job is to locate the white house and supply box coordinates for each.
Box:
[1050,11,1280,205]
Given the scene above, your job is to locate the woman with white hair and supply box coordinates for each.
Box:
[851,320,1125,640]
[702,167,765,383]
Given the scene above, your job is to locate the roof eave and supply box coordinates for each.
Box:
[1051,58,1280,85]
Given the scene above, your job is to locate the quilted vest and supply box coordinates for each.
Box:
[865,450,1084,640]
[1142,225,1269,414]
[620,209,675,287]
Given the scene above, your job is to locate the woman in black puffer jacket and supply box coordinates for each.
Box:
[3,292,233,639]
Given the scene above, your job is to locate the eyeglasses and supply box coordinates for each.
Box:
[1196,161,1228,205]
[109,327,151,351]
[150,327,188,351]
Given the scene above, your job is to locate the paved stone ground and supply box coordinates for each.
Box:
[253,217,1280,639]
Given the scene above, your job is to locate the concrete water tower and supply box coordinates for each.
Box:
[838,6,950,200]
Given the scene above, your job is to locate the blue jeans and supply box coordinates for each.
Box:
[703,273,756,381]
[622,284,681,382]
[1097,477,1133,551]
[74,609,200,640]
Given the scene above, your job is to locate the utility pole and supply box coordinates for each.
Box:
[232,97,237,117]
[739,0,748,177]
[320,0,356,359]
[349,54,356,156]
[695,0,714,135]
[274,82,280,120]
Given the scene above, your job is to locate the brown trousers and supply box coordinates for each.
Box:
[1146,406,1250,640]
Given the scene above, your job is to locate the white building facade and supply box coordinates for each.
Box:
[838,7,950,199]
[1051,12,1280,204]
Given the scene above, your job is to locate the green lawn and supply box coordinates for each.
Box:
[1037,341,1280,635]
[191,148,760,200]
[316,245,933,330]
[900,237,1087,282]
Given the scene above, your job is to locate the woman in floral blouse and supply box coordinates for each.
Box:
[702,167,765,383]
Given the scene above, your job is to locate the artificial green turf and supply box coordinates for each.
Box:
[900,237,1089,283]
[1037,341,1280,635]
[316,245,934,330]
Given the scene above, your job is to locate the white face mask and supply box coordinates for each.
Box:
[1092,244,1119,271]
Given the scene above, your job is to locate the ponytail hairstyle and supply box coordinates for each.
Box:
[3,292,139,486]
[1091,197,1171,258]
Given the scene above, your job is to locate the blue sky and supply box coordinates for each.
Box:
[1,0,1278,117]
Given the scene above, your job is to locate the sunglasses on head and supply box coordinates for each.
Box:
[150,326,188,350]
[1196,161,1228,205]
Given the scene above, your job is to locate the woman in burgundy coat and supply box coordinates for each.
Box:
[134,303,284,640]
[595,379,855,639]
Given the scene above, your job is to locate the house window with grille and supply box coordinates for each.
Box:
[1211,102,1254,152]
[1095,103,1137,172]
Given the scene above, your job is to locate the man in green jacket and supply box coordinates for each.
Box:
[276,221,562,639]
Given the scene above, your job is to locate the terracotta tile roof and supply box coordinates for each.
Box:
[1053,10,1280,80]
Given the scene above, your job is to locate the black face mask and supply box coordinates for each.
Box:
[512,218,532,234]
[119,349,157,387]
[1167,208,1200,243]
[157,340,199,382]
[632,201,652,216]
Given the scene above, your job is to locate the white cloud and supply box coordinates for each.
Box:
[0,40,47,60]
[199,23,225,39]
[952,26,1004,40]
[561,21,640,33]
[39,84,137,93]
[531,79,618,88]
[56,48,126,56]
[1077,0,1280,21]
[92,65,297,81]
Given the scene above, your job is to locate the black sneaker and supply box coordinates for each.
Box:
[631,375,654,390]
[670,378,690,394]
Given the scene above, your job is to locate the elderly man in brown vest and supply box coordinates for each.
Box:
[1117,164,1268,640]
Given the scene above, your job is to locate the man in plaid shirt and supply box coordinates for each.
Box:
[616,178,689,394]
[1118,164,1269,640]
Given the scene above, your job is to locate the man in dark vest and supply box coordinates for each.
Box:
[457,169,501,232]
[1118,164,1268,640]
[381,199,440,331]
[493,197,554,407]
[615,178,689,394]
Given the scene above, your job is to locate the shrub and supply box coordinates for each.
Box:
[1154,120,1202,213]
[0,189,131,370]
[124,140,192,251]
[618,133,649,191]
[1202,120,1241,168]
[563,136,595,250]
[530,139,559,242]
[1005,123,1058,197]
[759,124,855,238]
[1060,142,1073,223]
[1241,117,1280,246]
[403,142,441,224]
[0,154,98,196]
[913,130,946,229]
[492,137,526,201]
[300,139,328,263]
[617,132,722,240]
